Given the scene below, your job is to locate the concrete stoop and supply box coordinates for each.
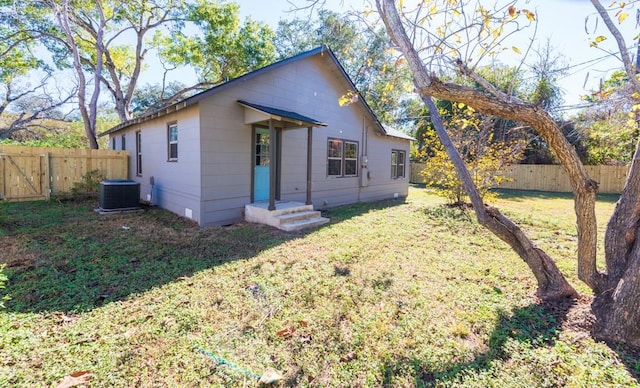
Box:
[244,201,329,231]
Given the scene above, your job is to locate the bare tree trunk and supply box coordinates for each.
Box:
[593,239,640,347]
[593,139,640,345]
[53,0,100,149]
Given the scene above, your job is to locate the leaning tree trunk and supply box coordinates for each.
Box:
[377,0,578,301]
[423,96,577,300]
[376,0,640,346]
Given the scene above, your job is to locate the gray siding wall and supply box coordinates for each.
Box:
[198,54,410,225]
[108,53,410,227]
[274,56,411,208]
[109,106,203,224]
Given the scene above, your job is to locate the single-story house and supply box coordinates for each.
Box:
[100,45,412,230]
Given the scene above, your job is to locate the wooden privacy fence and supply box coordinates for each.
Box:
[0,145,129,201]
[410,162,630,194]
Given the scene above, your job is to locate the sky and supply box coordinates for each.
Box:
[236,0,639,113]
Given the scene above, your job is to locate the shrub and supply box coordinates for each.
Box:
[419,103,525,205]
[70,169,106,200]
[0,264,9,309]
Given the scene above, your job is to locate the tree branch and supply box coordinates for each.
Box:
[376,0,605,293]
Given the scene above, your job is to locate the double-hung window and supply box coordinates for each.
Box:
[135,131,142,176]
[327,138,358,177]
[391,149,406,179]
[168,122,178,161]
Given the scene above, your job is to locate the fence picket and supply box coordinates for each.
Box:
[410,162,629,194]
[0,145,129,201]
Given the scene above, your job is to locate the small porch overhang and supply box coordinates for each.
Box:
[238,100,326,214]
[238,100,328,129]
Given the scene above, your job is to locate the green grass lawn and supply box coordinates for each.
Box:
[0,186,638,387]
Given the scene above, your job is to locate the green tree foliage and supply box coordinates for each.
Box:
[130,81,186,115]
[0,116,112,148]
[0,1,74,139]
[574,70,639,164]
[406,64,527,160]
[153,1,276,87]
[406,56,577,165]
[2,0,276,148]
[275,10,412,125]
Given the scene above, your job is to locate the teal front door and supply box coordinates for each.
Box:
[254,127,270,201]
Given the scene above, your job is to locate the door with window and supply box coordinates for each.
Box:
[254,127,270,201]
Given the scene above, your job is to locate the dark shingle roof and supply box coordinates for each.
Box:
[237,100,327,127]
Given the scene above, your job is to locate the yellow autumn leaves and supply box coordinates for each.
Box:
[507,6,535,21]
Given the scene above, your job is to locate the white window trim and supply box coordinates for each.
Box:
[392,149,406,179]
[168,122,178,162]
[327,137,358,178]
[136,130,142,176]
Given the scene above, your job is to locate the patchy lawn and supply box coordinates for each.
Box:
[0,186,638,387]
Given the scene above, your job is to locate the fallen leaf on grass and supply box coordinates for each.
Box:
[340,352,357,362]
[276,320,310,339]
[52,312,77,324]
[276,326,296,338]
[56,371,93,388]
[73,337,97,345]
[259,368,283,384]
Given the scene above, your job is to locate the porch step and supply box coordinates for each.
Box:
[276,210,322,223]
[245,201,330,231]
[279,216,330,232]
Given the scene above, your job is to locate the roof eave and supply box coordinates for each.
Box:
[99,46,332,137]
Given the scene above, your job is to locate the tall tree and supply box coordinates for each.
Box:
[0,1,74,139]
[40,0,191,126]
[375,0,640,346]
[47,0,108,149]
[6,0,275,148]
[152,0,276,94]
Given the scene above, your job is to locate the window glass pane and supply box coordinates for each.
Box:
[344,142,357,158]
[256,132,269,166]
[398,151,405,164]
[136,132,142,175]
[169,126,178,142]
[345,160,357,176]
[391,151,397,165]
[169,143,178,160]
[398,164,405,178]
[328,139,342,158]
[328,159,342,176]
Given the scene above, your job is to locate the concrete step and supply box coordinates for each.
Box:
[276,210,322,224]
[279,216,330,232]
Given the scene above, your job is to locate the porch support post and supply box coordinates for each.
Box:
[306,126,313,205]
[268,119,276,211]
